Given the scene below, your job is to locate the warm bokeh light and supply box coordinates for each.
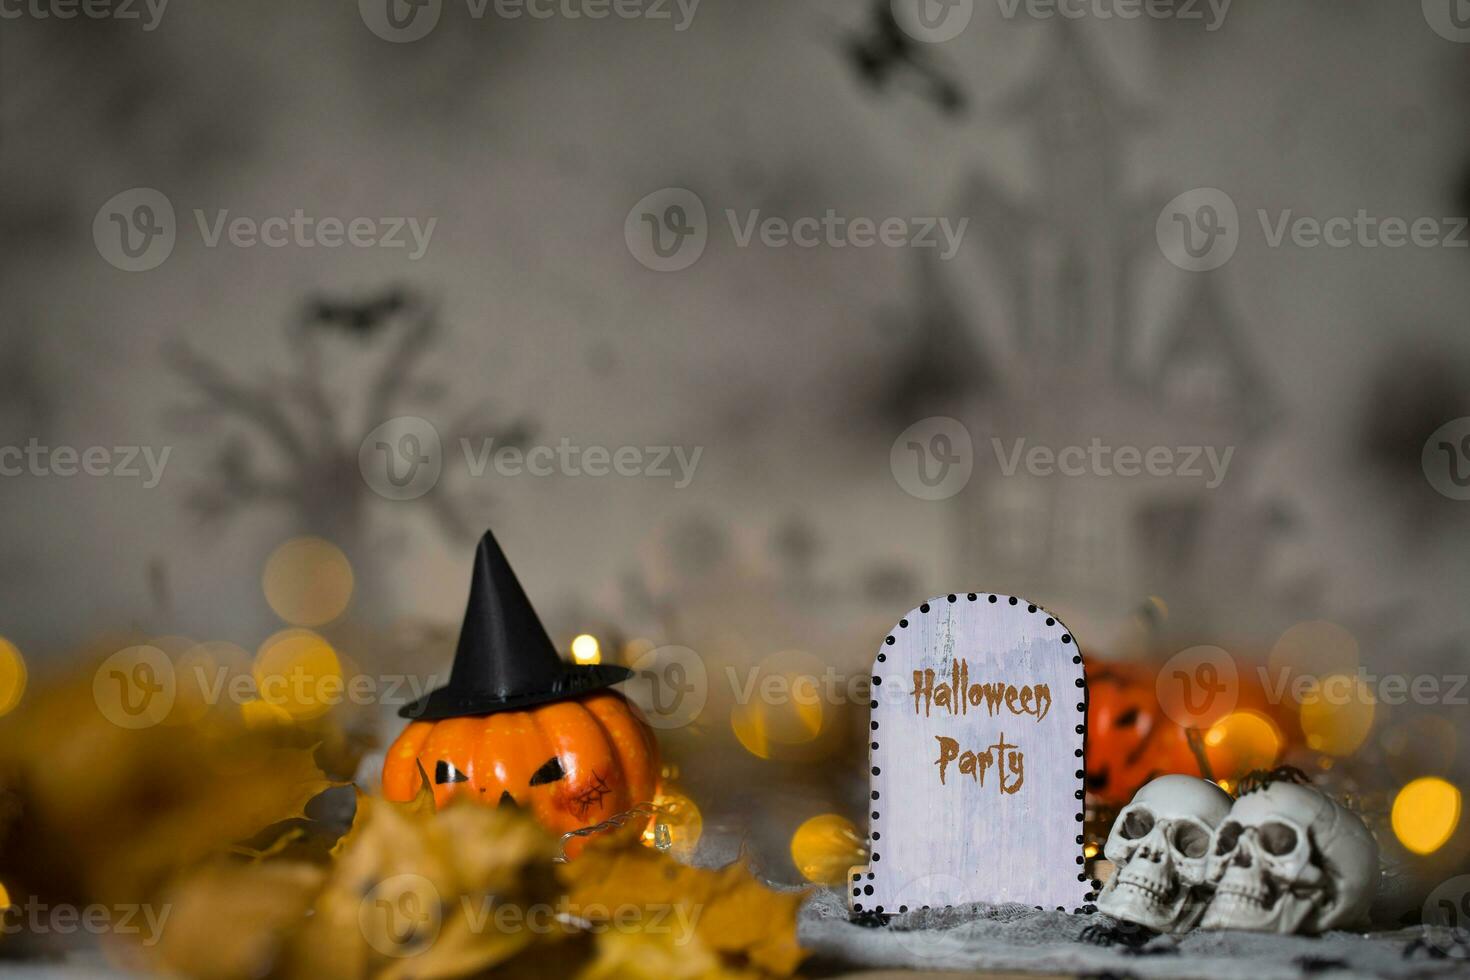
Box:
[0,880,11,910]
[1392,777,1462,856]
[731,692,824,759]
[253,628,342,721]
[262,537,354,627]
[1297,673,1375,756]
[1204,710,1283,776]
[0,636,27,718]
[240,697,296,730]
[571,634,602,665]
[731,651,827,760]
[169,641,252,728]
[645,789,703,861]
[730,701,773,759]
[790,813,867,885]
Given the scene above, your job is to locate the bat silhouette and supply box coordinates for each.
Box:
[306,288,408,336]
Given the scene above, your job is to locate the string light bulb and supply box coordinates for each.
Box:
[571,634,602,665]
[644,788,702,860]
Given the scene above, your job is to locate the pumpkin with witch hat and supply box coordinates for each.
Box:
[383,530,659,856]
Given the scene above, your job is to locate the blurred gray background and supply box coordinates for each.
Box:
[3,0,1467,645]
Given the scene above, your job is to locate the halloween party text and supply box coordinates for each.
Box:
[915,659,1051,796]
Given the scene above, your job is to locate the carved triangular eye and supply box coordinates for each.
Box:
[435,760,468,784]
[529,757,566,786]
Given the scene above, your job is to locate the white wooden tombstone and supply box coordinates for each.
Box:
[851,592,1092,916]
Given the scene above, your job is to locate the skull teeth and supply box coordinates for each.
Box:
[1116,879,1178,906]
[1215,886,1267,907]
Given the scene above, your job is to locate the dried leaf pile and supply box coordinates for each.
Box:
[0,658,807,979]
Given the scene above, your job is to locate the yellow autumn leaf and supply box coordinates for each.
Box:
[150,860,326,980]
[561,841,808,977]
[288,794,567,980]
[0,661,338,906]
[0,650,806,980]
[574,926,762,980]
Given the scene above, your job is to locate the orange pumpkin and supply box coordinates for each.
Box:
[1087,656,1299,805]
[383,689,658,857]
[1086,662,1200,806]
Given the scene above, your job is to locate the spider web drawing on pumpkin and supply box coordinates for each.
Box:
[571,771,613,819]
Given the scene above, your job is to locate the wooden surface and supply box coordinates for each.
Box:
[852,592,1090,915]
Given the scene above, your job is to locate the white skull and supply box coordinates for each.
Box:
[1098,775,1234,932]
[1201,780,1378,934]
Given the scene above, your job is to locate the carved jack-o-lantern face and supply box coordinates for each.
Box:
[382,690,658,857]
[1086,665,1199,807]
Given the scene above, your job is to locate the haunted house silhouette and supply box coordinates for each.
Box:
[884,24,1286,636]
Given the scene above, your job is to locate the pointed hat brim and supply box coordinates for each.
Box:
[396,662,633,720]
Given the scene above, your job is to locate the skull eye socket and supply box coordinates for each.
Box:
[1120,807,1155,839]
[1171,820,1211,859]
[1215,821,1242,855]
[1258,821,1298,856]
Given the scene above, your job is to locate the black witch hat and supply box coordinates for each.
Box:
[399,530,631,720]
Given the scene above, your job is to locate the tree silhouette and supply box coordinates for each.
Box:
[166,287,534,568]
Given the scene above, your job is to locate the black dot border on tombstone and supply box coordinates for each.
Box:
[858,592,1089,915]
